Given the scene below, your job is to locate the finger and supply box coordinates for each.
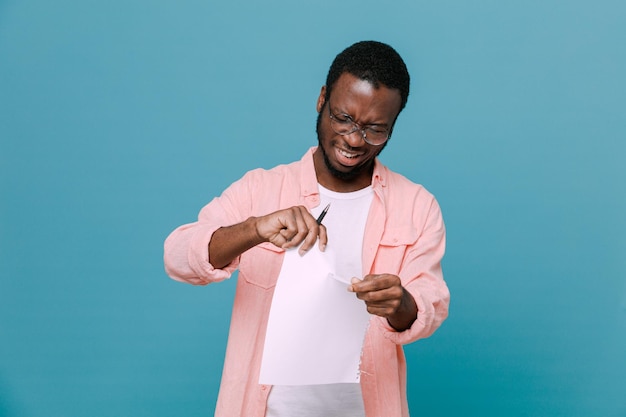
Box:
[351,280,404,316]
[298,226,320,255]
[368,290,404,308]
[352,274,400,293]
[303,206,329,252]
[284,207,312,249]
[356,286,404,303]
[364,303,401,318]
[275,207,307,248]
[265,215,297,247]
[350,275,384,293]
[295,207,319,253]
[275,211,299,243]
[269,232,290,248]
[317,224,328,252]
[359,288,403,316]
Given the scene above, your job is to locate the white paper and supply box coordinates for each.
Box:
[259,246,371,385]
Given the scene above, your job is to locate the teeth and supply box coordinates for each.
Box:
[339,149,359,158]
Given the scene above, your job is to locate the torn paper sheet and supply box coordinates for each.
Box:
[259,246,371,385]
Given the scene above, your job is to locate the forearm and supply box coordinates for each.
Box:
[209,217,264,269]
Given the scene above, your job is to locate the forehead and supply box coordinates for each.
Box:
[329,72,402,121]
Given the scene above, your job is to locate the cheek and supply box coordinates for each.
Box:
[318,125,337,145]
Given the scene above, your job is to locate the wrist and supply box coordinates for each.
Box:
[387,288,418,331]
[247,216,266,245]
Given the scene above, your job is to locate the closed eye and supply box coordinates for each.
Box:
[366,125,388,134]
[334,113,353,124]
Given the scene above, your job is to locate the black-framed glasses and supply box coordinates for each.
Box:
[327,103,391,146]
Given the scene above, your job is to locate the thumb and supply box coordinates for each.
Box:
[347,277,361,292]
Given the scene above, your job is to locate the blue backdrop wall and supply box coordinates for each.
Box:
[1,1,624,416]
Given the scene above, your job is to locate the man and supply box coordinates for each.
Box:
[164,40,449,417]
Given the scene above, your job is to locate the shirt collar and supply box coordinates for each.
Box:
[300,147,320,198]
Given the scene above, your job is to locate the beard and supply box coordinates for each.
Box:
[315,104,387,181]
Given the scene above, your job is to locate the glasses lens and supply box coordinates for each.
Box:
[329,106,389,145]
[364,128,389,145]
[330,117,357,135]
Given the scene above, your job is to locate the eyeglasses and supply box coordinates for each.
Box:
[327,103,391,146]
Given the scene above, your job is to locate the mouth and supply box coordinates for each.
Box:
[335,146,364,166]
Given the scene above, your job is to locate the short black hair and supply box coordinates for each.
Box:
[324,41,410,112]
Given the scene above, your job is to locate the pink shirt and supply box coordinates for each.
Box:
[163,147,450,417]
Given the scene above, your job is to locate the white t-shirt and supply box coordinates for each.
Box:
[265,184,374,417]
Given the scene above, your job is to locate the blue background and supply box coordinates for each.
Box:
[1,1,625,416]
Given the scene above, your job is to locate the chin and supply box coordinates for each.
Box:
[320,141,366,181]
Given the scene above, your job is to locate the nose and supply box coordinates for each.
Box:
[344,129,367,147]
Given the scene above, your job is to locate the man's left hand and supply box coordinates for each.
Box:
[348,274,418,332]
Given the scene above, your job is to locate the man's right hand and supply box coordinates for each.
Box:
[209,205,327,269]
[255,205,327,255]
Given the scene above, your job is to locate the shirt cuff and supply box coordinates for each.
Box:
[375,286,435,345]
[188,224,239,284]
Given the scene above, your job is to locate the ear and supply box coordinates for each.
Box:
[316,86,327,113]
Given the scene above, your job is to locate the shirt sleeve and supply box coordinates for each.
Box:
[163,171,257,285]
[377,196,450,345]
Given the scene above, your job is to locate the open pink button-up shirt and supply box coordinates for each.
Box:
[164,147,449,417]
